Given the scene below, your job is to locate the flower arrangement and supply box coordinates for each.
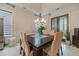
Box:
[34,17,46,35]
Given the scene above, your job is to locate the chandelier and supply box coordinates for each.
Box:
[34,13,46,24]
[34,3,46,24]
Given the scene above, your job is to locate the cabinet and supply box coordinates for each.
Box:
[72,28,79,48]
[72,35,79,48]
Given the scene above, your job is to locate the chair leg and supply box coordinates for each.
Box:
[20,39,22,54]
[23,50,25,56]
[20,47,25,56]
[61,47,63,55]
[20,46,23,54]
[57,49,59,56]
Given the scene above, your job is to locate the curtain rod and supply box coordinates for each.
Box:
[0,9,12,13]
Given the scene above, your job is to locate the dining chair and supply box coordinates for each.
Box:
[24,33,33,50]
[43,30,49,35]
[26,30,36,35]
[43,32,63,56]
[20,32,33,56]
[48,31,54,36]
[20,32,24,55]
[43,30,54,36]
[48,31,63,55]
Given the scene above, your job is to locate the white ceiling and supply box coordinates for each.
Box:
[42,3,68,12]
[11,3,72,15]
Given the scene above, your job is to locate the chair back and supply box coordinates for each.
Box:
[51,32,63,56]
[48,31,54,35]
[26,30,36,35]
[20,32,30,56]
[43,30,54,35]
[43,30,49,35]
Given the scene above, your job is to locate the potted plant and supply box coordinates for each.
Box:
[64,30,71,45]
[34,18,46,35]
[38,23,46,35]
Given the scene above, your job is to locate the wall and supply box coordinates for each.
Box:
[46,4,79,42]
[0,4,36,43]
[13,7,36,42]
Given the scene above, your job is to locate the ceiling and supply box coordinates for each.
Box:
[10,3,72,15]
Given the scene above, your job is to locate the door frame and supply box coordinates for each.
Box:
[51,14,69,32]
[0,18,4,35]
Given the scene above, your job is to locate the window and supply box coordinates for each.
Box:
[51,14,68,39]
[51,18,57,32]
[0,10,13,36]
[51,14,68,32]
[59,16,68,32]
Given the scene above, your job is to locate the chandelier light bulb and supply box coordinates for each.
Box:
[34,18,39,23]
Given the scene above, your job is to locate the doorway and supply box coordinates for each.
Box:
[51,14,69,41]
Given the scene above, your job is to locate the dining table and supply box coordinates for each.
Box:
[28,34,53,56]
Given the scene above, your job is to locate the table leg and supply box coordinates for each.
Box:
[33,48,43,56]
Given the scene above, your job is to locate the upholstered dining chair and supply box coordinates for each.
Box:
[43,30,49,35]
[43,32,63,56]
[48,31,63,55]
[43,30,54,35]
[26,30,36,35]
[20,32,33,56]
[48,31,54,36]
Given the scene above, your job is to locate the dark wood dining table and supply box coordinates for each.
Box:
[28,34,53,56]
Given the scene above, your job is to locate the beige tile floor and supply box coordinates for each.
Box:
[0,42,79,56]
[0,43,21,56]
[62,43,79,56]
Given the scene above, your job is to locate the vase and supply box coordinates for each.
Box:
[38,29,43,35]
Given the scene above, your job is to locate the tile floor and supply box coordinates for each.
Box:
[0,42,79,56]
[62,43,79,56]
[0,43,20,56]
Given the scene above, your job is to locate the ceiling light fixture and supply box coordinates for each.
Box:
[34,4,46,24]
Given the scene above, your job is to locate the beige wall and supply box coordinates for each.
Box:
[13,7,36,42]
[0,4,36,42]
[46,4,79,42]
